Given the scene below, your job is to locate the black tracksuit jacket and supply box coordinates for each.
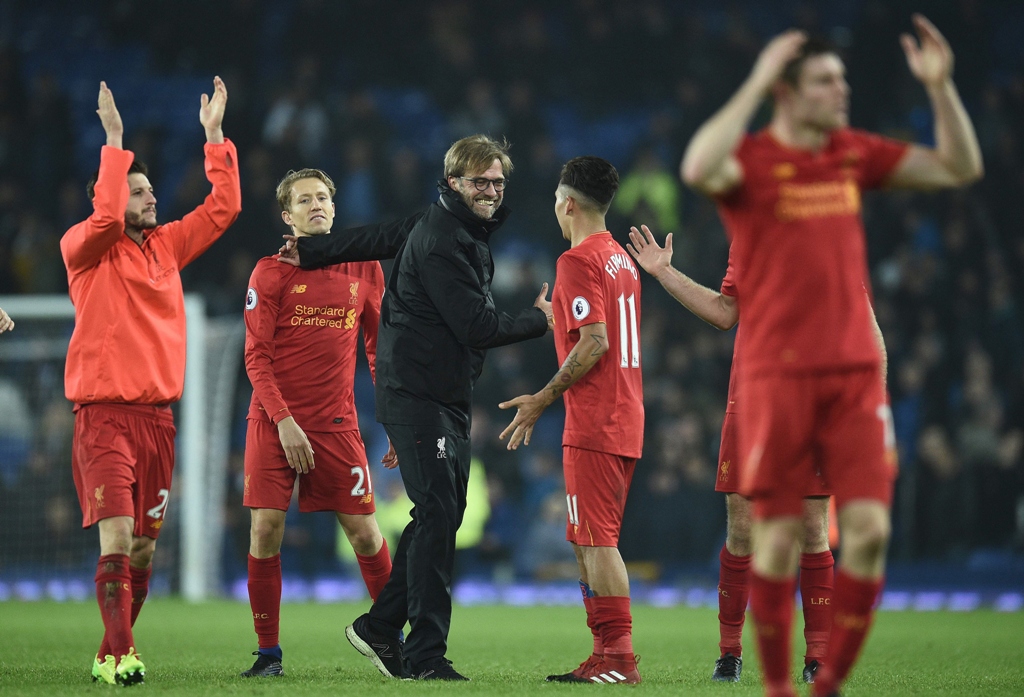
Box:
[296,184,549,438]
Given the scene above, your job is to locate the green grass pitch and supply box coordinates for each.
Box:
[1,600,1022,695]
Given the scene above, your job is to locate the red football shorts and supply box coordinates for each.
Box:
[717,410,831,497]
[72,403,176,539]
[243,419,376,514]
[563,446,636,547]
[738,367,896,519]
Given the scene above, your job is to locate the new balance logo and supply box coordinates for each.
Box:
[436,437,447,459]
[590,671,629,683]
[290,284,307,293]
[370,642,394,658]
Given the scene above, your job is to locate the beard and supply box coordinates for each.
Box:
[125,210,158,230]
[457,186,501,220]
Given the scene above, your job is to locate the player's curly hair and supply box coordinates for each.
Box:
[558,156,620,214]
[86,159,148,200]
[275,168,336,211]
[781,37,840,86]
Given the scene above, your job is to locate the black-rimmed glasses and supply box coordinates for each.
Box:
[460,176,507,192]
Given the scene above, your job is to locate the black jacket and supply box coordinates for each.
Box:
[297,184,549,437]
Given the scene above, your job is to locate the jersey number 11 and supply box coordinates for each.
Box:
[617,293,640,368]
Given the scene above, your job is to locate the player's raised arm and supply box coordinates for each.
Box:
[885,14,983,190]
[681,30,807,196]
[498,321,609,450]
[627,225,738,330]
[0,305,13,333]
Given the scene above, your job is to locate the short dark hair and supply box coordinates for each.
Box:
[558,156,620,213]
[86,159,149,200]
[781,37,839,86]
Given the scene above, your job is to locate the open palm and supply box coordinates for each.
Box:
[901,14,953,87]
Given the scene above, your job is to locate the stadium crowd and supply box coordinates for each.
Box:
[0,0,1022,583]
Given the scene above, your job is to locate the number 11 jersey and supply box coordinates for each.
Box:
[552,231,644,459]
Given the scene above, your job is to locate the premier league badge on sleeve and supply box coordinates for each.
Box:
[246,288,258,310]
[572,296,590,321]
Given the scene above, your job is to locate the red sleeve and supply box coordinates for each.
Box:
[720,244,737,297]
[162,139,243,268]
[360,262,384,383]
[850,129,910,191]
[60,146,134,273]
[558,254,606,332]
[243,260,291,424]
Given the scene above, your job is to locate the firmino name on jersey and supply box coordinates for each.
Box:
[605,252,639,280]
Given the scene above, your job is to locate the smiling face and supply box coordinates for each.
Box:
[448,157,504,220]
[125,172,157,230]
[281,177,335,236]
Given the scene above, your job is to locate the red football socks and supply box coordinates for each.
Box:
[355,538,392,602]
[799,550,834,662]
[248,554,282,649]
[813,571,884,697]
[717,545,751,657]
[750,572,798,697]
[583,596,604,656]
[129,564,152,627]
[592,596,634,659]
[95,554,133,660]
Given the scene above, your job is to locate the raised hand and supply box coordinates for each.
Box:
[626,225,673,278]
[200,76,228,143]
[749,29,808,93]
[901,14,954,88]
[534,282,554,331]
[96,81,123,149]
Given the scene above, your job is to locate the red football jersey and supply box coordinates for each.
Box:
[552,232,644,458]
[720,254,739,415]
[717,128,907,375]
[244,255,384,432]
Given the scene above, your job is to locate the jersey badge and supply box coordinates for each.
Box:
[349,282,360,305]
[772,162,796,180]
[572,296,591,321]
[290,284,307,294]
[436,437,447,459]
[246,288,258,310]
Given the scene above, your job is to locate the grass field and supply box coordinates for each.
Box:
[1,600,1022,695]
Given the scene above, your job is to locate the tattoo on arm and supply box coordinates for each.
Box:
[566,354,583,374]
[589,334,606,358]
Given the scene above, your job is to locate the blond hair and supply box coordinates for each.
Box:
[443,135,513,179]
[275,169,337,211]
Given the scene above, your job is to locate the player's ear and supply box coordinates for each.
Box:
[281,209,292,227]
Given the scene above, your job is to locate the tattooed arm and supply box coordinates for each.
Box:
[498,322,609,450]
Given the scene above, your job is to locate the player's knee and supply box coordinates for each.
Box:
[843,512,890,561]
[725,496,753,555]
[130,536,156,568]
[250,515,285,546]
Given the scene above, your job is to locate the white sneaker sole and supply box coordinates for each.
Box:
[345,623,400,679]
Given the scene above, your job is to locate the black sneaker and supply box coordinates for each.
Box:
[240,651,283,678]
[414,657,469,681]
[712,652,742,682]
[803,659,820,684]
[345,614,405,678]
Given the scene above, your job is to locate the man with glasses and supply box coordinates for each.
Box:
[279,134,553,680]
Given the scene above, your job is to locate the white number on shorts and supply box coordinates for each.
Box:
[350,466,370,497]
[617,293,640,368]
[146,489,170,519]
[876,404,896,450]
[566,494,579,526]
